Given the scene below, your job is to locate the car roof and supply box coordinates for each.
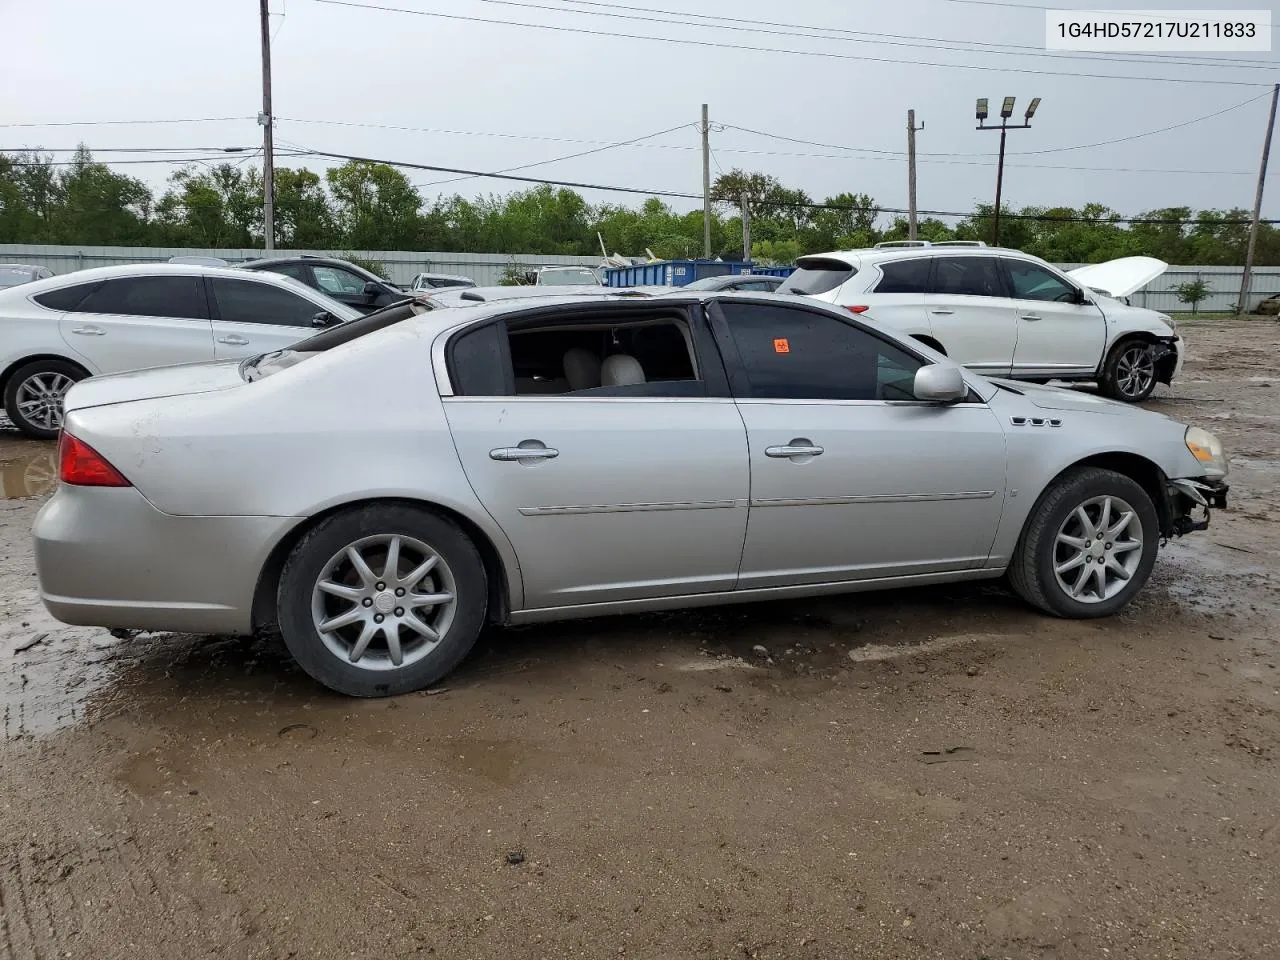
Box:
[799,244,1044,269]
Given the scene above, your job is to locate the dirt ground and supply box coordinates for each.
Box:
[1,319,1278,960]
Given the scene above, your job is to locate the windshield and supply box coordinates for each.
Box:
[778,257,857,296]
[539,268,599,286]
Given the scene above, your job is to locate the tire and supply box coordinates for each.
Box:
[1007,467,1160,619]
[1098,339,1157,402]
[277,504,487,697]
[3,359,87,440]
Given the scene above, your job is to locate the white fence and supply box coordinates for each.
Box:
[0,244,599,288]
[2,244,1278,311]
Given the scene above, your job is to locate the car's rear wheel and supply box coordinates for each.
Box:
[3,359,87,439]
[277,504,487,697]
[1007,467,1159,618]
[1099,340,1157,402]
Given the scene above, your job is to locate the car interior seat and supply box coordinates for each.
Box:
[563,347,602,390]
[601,354,646,386]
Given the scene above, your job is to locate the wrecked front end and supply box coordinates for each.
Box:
[1162,476,1229,538]
[1151,335,1183,387]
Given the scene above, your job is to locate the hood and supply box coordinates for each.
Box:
[990,379,1170,418]
[63,359,247,413]
[1067,256,1167,299]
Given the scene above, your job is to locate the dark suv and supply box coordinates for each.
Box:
[240,256,408,315]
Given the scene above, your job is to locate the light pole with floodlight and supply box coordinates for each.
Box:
[976,96,1040,246]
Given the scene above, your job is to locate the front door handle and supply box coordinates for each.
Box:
[1021,314,1042,322]
[930,309,955,316]
[490,443,559,462]
[70,325,106,336]
[217,334,251,345]
[765,439,824,460]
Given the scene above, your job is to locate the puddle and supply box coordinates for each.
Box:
[1,447,57,499]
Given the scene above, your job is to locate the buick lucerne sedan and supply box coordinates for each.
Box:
[34,292,1228,697]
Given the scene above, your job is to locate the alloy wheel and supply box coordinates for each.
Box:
[1052,495,1144,604]
[310,534,457,671]
[1115,346,1156,399]
[14,372,74,432]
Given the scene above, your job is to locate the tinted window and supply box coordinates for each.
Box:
[33,282,103,311]
[777,257,856,296]
[77,276,205,319]
[1006,260,1078,303]
[875,258,932,294]
[312,265,367,295]
[931,257,1006,298]
[268,263,312,284]
[450,323,510,397]
[210,278,321,327]
[720,302,923,401]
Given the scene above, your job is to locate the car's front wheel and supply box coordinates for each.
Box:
[277,504,487,697]
[1099,339,1157,402]
[1008,467,1159,618]
[3,359,87,439]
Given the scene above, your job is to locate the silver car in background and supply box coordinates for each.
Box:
[34,292,1228,697]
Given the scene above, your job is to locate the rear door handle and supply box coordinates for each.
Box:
[70,325,106,336]
[217,335,251,345]
[930,309,954,316]
[765,440,824,459]
[490,444,559,462]
[1021,314,1042,321]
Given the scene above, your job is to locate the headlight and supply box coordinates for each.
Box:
[1185,426,1227,477]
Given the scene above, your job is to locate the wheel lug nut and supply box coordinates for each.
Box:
[394,607,404,617]
[362,598,373,607]
[376,582,386,591]
[374,614,384,623]
[395,588,405,597]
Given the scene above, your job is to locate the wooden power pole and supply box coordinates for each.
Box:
[1237,83,1278,316]
[259,0,276,251]
[740,196,751,262]
[701,104,711,259]
[907,110,923,240]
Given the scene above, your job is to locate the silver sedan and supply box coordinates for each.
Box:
[34,292,1229,697]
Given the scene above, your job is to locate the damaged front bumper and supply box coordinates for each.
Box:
[1163,476,1229,537]
[1153,335,1183,386]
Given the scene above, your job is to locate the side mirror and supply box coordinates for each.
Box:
[912,363,967,403]
[311,311,339,328]
[362,280,381,298]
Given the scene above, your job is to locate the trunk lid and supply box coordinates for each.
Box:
[1067,256,1168,299]
[63,359,247,413]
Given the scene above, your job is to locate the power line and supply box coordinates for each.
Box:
[303,0,1270,87]
[0,117,255,129]
[505,0,1277,71]
[1,146,258,154]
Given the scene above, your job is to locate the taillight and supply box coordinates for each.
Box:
[847,305,869,314]
[58,432,131,487]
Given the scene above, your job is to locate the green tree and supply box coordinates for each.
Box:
[156,163,261,247]
[54,146,153,245]
[326,160,422,249]
[1174,278,1211,313]
[273,167,336,248]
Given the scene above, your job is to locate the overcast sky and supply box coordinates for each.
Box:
[2,0,1276,227]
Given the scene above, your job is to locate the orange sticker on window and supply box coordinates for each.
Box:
[773,338,790,354]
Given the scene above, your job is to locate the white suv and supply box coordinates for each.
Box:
[777,241,1181,403]
[0,263,359,439]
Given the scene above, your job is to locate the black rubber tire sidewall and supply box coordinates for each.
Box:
[277,504,487,697]
[1099,340,1156,403]
[1009,467,1160,619]
[3,359,86,440]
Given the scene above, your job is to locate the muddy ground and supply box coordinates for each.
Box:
[1,319,1278,960]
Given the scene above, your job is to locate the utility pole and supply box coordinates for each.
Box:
[976,96,1040,247]
[1237,82,1278,316]
[701,103,711,259]
[907,110,923,240]
[740,196,751,262]
[259,0,276,251]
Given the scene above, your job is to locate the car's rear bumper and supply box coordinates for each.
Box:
[33,485,295,635]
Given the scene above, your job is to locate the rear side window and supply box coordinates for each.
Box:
[874,258,932,294]
[77,276,206,319]
[33,282,103,312]
[930,257,1006,298]
[777,257,856,296]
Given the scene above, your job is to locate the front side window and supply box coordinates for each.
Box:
[930,256,1006,298]
[312,266,368,296]
[719,302,924,401]
[450,311,704,398]
[267,262,312,284]
[874,257,932,294]
[209,278,322,327]
[1006,260,1078,303]
[76,276,205,319]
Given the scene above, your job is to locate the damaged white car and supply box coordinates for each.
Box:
[778,244,1179,402]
